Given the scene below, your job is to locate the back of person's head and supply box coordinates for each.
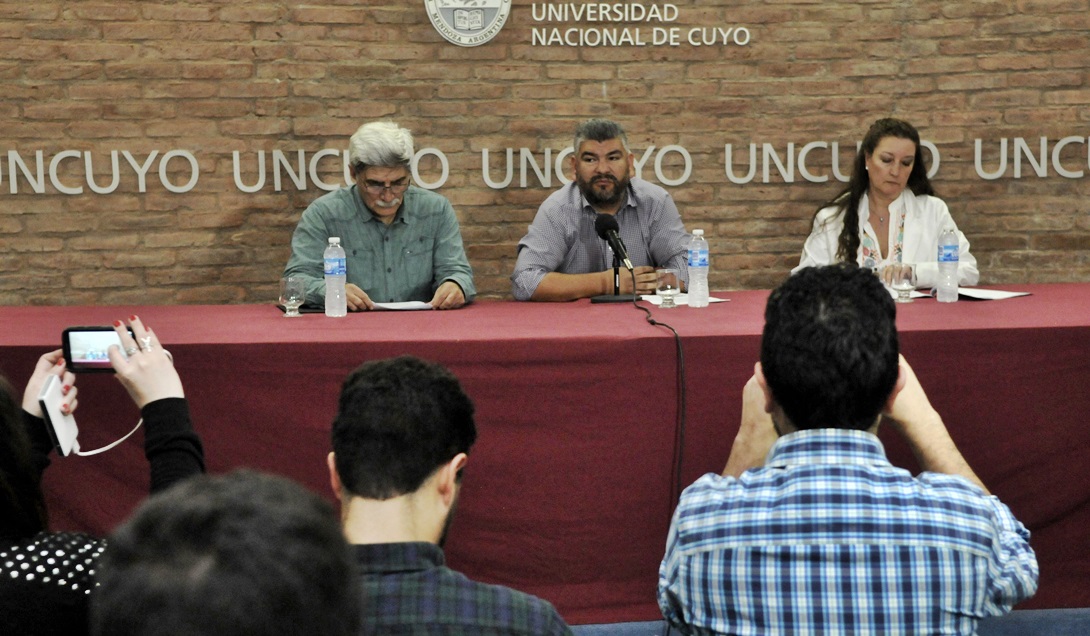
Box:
[0,374,48,539]
[332,355,476,500]
[348,121,414,170]
[90,469,360,636]
[573,118,630,153]
[761,264,899,431]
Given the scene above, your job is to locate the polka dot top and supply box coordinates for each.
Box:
[0,531,105,635]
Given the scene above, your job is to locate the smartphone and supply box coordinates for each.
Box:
[62,326,133,373]
[38,374,79,456]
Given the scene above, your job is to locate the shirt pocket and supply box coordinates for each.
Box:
[346,244,377,292]
[403,234,435,286]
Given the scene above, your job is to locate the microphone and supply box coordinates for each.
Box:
[594,214,633,271]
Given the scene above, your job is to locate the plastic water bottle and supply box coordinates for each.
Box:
[324,237,347,317]
[687,229,710,308]
[936,227,959,303]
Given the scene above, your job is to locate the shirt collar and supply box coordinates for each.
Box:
[765,428,890,468]
[352,541,445,574]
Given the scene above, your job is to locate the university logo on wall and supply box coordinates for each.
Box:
[425,0,511,47]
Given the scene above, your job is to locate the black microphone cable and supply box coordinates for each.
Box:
[622,268,688,512]
[597,213,688,512]
[623,267,686,636]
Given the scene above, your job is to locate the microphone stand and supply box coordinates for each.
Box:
[591,254,638,304]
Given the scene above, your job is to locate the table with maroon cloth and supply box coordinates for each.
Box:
[1,284,1087,623]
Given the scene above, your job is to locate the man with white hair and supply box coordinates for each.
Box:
[285,121,475,310]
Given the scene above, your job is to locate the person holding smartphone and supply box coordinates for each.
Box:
[0,316,205,636]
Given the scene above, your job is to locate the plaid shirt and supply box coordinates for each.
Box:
[354,542,572,635]
[659,429,1038,635]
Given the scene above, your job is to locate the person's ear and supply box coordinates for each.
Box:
[882,359,908,413]
[436,453,468,508]
[327,452,343,498]
[754,362,774,414]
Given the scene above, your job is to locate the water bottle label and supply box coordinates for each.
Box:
[688,248,709,268]
[938,245,958,263]
[324,257,346,276]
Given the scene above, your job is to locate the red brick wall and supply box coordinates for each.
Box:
[2,1,1088,305]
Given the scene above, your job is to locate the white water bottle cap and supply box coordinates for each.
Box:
[329,237,340,244]
[693,229,704,236]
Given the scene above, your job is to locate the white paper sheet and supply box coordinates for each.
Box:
[640,293,728,306]
[372,301,434,311]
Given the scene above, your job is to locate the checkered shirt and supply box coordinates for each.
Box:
[354,541,572,635]
[658,429,1038,635]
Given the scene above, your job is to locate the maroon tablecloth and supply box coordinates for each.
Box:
[1,284,1087,623]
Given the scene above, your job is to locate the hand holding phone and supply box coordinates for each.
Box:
[107,316,185,408]
[20,349,74,417]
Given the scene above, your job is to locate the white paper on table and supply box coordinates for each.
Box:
[640,293,728,306]
[948,288,1031,301]
[372,301,434,311]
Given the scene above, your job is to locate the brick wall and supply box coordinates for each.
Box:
[2,1,1088,305]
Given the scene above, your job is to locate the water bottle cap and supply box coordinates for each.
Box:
[693,229,704,236]
[329,237,340,245]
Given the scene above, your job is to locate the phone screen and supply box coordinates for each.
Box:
[62,327,131,373]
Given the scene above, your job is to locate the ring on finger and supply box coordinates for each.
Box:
[163,350,173,363]
[124,346,139,357]
[139,336,153,352]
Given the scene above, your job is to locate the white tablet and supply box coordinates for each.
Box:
[37,374,79,457]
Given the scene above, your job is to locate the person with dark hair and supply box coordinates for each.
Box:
[511,118,692,301]
[794,118,979,288]
[659,264,1037,635]
[284,120,475,310]
[328,355,572,635]
[0,316,204,636]
[90,470,360,636]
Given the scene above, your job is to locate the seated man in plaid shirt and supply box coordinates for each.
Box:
[659,263,1038,635]
[327,355,572,636]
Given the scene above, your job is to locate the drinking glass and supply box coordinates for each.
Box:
[889,264,915,304]
[656,268,680,308]
[279,276,307,317]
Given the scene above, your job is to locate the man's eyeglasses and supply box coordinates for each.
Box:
[361,179,409,195]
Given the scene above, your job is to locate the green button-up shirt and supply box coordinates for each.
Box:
[284,185,476,306]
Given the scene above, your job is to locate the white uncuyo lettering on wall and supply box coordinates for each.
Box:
[2,136,1088,195]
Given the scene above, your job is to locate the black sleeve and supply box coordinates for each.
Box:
[141,398,206,493]
[21,410,55,483]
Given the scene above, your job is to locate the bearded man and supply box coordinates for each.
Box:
[511,119,692,301]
